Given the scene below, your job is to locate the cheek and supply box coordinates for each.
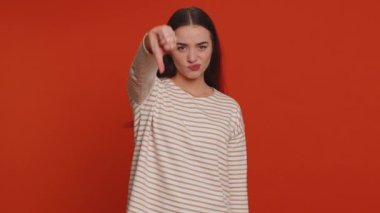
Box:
[202,48,212,58]
[202,51,212,64]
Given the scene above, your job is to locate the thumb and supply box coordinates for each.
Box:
[155,49,165,74]
[150,37,165,73]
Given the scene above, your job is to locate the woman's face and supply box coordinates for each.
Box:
[171,25,213,82]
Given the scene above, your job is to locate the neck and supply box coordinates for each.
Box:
[171,74,213,97]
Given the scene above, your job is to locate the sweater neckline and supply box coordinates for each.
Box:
[165,78,217,99]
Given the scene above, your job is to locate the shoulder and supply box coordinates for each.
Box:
[214,90,243,114]
[214,92,246,139]
[215,91,245,131]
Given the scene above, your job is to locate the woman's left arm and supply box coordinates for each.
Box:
[228,105,249,212]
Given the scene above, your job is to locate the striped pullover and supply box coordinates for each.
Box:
[126,38,249,213]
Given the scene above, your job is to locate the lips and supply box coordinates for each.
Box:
[188,64,201,71]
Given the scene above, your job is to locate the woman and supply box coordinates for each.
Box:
[127,7,249,213]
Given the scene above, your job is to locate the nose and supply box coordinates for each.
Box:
[187,48,197,63]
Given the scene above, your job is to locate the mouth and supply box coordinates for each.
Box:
[188,64,201,71]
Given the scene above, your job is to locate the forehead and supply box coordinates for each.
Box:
[175,25,211,43]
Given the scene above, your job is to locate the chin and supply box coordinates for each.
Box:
[185,72,204,80]
[176,68,205,81]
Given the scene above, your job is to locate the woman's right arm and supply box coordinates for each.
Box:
[128,25,177,104]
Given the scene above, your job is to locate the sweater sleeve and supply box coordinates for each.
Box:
[127,34,158,105]
[228,105,249,212]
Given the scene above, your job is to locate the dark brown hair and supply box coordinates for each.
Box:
[157,7,222,91]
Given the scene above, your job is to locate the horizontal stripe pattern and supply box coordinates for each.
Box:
[127,75,248,212]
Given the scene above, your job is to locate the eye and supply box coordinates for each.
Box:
[199,45,208,51]
[177,46,186,52]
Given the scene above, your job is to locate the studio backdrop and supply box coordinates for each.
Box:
[1,0,379,212]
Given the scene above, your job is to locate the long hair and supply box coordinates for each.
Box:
[157,7,223,91]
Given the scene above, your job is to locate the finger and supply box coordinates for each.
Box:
[162,36,177,52]
[156,53,165,74]
[151,42,165,73]
[157,31,167,46]
[163,43,175,52]
[158,27,177,51]
[158,36,166,46]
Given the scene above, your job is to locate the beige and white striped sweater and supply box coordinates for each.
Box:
[126,40,249,213]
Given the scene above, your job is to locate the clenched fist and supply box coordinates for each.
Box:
[144,25,177,73]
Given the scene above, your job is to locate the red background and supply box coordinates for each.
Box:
[1,0,380,212]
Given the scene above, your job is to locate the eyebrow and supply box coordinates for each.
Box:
[177,41,209,46]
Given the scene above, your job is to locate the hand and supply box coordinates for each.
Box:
[144,25,177,73]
